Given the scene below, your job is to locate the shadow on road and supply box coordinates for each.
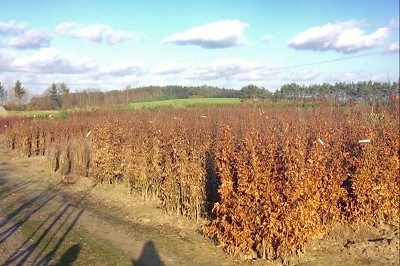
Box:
[0,179,84,265]
[0,180,33,201]
[133,240,165,266]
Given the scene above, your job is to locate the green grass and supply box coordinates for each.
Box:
[129,98,241,110]
[0,184,132,266]
[20,220,132,266]
[7,110,61,118]
[18,218,132,265]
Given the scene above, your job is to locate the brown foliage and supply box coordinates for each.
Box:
[2,106,398,260]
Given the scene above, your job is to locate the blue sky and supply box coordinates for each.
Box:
[0,0,399,94]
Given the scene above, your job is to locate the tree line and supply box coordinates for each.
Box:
[240,80,399,106]
[1,83,240,110]
[0,80,398,111]
[273,80,399,104]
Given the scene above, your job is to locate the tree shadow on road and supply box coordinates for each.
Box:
[0,179,32,201]
[0,179,84,265]
[133,240,165,266]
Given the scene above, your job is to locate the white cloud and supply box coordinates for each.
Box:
[387,42,399,53]
[163,20,247,49]
[325,71,364,82]
[369,73,398,82]
[0,21,52,50]
[0,49,16,71]
[259,35,273,43]
[12,48,96,74]
[99,60,142,76]
[286,70,322,81]
[389,18,399,29]
[7,29,52,49]
[192,58,277,81]
[325,71,397,84]
[150,61,192,75]
[0,21,26,35]
[56,22,143,44]
[288,20,390,53]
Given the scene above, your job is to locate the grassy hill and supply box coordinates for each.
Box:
[129,98,241,109]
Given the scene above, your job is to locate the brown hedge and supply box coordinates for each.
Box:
[2,107,398,260]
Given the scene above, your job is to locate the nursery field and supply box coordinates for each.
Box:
[0,103,399,265]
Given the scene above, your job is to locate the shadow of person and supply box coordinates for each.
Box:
[134,241,165,266]
[56,244,81,266]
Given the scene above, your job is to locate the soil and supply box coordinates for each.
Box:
[0,135,398,266]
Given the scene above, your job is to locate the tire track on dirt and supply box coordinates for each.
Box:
[0,136,245,266]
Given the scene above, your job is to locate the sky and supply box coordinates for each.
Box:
[0,0,399,94]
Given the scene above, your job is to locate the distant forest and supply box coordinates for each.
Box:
[26,85,239,110]
[1,80,399,110]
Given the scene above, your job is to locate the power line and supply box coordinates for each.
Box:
[276,51,383,70]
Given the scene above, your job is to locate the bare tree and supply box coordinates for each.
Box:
[0,82,5,106]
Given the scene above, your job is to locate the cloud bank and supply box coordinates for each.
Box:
[12,48,95,74]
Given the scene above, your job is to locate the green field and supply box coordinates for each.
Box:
[7,110,61,117]
[4,98,241,117]
[129,98,241,109]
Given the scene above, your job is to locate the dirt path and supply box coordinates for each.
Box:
[0,135,399,266]
[0,137,246,266]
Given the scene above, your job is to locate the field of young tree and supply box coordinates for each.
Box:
[1,96,398,261]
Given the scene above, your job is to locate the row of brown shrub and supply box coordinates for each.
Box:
[0,116,28,134]
[204,109,399,260]
[2,107,398,260]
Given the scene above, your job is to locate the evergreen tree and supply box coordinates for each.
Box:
[13,80,26,105]
[50,82,62,109]
[240,84,271,100]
